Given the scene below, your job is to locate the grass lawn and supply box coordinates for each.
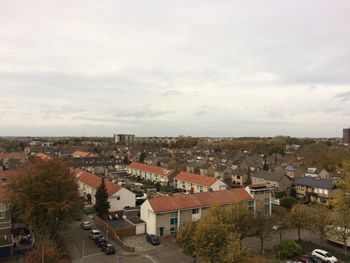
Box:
[297,240,350,262]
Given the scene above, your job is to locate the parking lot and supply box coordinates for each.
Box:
[61,218,192,263]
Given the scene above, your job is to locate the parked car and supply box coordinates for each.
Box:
[80,221,91,230]
[311,249,337,263]
[95,236,107,247]
[101,243,115,255]
[297,255,324,263]
[89,229,101,240]
[146,233,160,245]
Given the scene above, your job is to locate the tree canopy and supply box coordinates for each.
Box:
[7,159,81,240]
[94,177,110,217]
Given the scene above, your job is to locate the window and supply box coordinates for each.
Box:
[248,201,254,211]
[170,212,178,235]
[192,208,199,214]
[237,175,240,180]
[0,211,5,219]
[182,181,186,189]
[199,186,204,192]
[116,196,120,200]
[264,198,270,215]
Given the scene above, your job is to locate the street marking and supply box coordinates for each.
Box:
[144,254,160,263]
[83,252,105,259]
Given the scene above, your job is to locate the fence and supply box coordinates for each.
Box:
[94,216,135,253]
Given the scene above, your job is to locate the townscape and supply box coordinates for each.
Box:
[0,133,350,262]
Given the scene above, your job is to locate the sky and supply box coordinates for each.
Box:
[0,0,350,137]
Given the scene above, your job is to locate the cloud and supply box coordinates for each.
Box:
[160,90,181,97]
[334,91,350,101]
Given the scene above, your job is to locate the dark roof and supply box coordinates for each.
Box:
[295,177,336,189]
[233,167,248,176]
[68,157,124,167]
[252,170,287,182]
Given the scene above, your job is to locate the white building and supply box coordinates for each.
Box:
[73,169,135,212]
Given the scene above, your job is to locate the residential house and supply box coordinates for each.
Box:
[0,152,28,170]
[174,172,227,193]
[68,157,126,176]
[72,151,93,158]
[127,162,175,186]
[213,165,228,181]
[284,165,304,179]
[245,184,272,215]
[199,163,214,176]
[74,170,135,211]
[295,177,337,204]
[251,170,291,193]
[140,188,254,236]
[232,167,249,187]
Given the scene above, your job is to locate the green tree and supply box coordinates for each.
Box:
[289,187,297,198]
[7,159,81,240]
[193,167,200,175]
[280,196,298,209]
[139,152,147,163]
[94,177,110,218]
[287,203,307,240]
[274,240,301,260]
[123,155,130,165]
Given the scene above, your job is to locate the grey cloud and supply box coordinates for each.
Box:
[334,91,350,101]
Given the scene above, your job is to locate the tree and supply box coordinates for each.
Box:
[253,212,273,252]
[7,159,81,240]
[139,152,147,163]
[193,206,230,262]
[123,155,130,165]
[155,182,161,192]
[280,196,298,210]
[289,187,297,198]
[94,177,110,218]
[193,167,200,175]
[274,240,301,260]
[176,222,197,262]
[287,203,307,240]
[225,202,255,246]
[330,193,350,256]
[309,205,331,244]
[26,240,69,263]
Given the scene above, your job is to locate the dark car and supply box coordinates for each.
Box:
[94,236,107,247]
[146,233,160,245]
[101,243,115,255]
[297,255,326,263]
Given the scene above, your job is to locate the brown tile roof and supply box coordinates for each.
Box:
[77,171,121,197]
[174,172,218,187]
[148,188,253,213]
[128,162,175,177]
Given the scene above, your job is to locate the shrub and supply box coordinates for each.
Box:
[275,191,286,199]
[289,187,297,198]
[280,196,298,209]
[274,240,301,259]
[83,206,95,215]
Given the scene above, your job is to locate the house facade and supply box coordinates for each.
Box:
[140,188,255,236]
[74,169,135,211]
[127,162,175,186]
[295,177,336,204]
[174,172,227,193]
[251,171,291,192]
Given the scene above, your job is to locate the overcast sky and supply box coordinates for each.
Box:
[1,0,350,137]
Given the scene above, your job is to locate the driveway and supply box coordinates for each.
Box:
[61,218,192,263]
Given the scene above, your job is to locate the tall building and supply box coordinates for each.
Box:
[343,128,350,145]
[113,134,135,144]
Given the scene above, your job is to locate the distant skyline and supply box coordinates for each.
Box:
[1,1,350,137]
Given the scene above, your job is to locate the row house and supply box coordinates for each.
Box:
[251,170,291,193]
[231,167,249,187]
[140,188,255,237]
[174,172,227,193]
[68,157,126,176]
[305,168,329,179]
[127,162,175,186]
[295,177,337,205]
[74,169,135,212]
[0,152,28,170]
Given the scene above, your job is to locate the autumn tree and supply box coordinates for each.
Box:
[309,205,331,244]
[7,159,81,240]
[176,222,197,262]
[253,211,274,252]
[26,240,69,263]
[94,177,110,218]
[287,203,307,240]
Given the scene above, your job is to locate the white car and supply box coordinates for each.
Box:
[89,229,101,240]
[311,249,337,263]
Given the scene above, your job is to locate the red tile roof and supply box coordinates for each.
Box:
[128,162,175,177]
[73,151,92,158]
[36,153,52,160]
[0,152,28,161]
[77,171,121,197]
[175,172,218,187]
[148,188,253,213]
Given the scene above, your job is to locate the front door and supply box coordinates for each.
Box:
[159,227,164,237]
